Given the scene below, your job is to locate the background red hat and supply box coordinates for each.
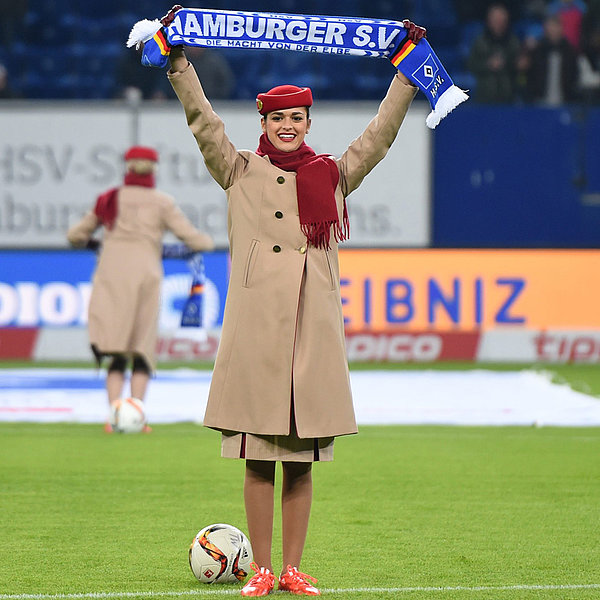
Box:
[256,85,313,115]
[124,146,159,162]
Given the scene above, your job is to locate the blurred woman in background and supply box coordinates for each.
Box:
[67,145,213,432]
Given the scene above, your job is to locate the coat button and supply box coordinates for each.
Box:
[273,245,281,253]
[277,176,285,184]
[299,246,307,254]
[275,211,283,219]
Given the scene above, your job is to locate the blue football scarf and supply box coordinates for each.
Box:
[127,7,468,128]
[162,244,205,328]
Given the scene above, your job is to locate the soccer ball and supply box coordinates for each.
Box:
[110,397,146,433]
[189,523,253,584]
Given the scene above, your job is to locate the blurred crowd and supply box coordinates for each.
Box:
[0,0,599,104]
[465,0,600,105]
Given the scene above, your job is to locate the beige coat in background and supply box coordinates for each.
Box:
[67,186,213,369]
[169,64,416,438]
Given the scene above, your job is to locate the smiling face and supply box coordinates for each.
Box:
[261,107,311,152]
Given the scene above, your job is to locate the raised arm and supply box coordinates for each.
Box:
[337,74,417,197]
[337,18,425,197]
[167,48,245,190]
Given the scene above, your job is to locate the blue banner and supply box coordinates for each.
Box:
[0,250,229,328]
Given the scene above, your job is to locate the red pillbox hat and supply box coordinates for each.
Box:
[124,146,159,162]
[256,85,313,115]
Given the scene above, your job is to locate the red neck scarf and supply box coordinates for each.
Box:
[94,172,155,230]
[256,133,348,249]
[123,172,155,188]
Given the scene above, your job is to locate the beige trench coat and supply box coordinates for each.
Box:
[169,64,416,438]
[67,186,213,370]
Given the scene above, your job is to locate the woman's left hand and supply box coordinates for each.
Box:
[402,19,427,43]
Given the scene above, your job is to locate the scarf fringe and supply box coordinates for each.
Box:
[127,18,162,49]
[425,85,469,129]
[301,207,350,250]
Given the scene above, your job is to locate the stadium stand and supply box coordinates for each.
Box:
[0,1,463,100]
[2,1,563,102]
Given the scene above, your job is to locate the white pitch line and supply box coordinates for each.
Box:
[1,584,600,599]
[330,584,600,593]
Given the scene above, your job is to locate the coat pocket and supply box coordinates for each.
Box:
[243,239,260,288]
[324,249,337,292]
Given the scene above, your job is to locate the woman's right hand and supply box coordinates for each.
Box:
[161,5,183,27]
[162,5,188,72]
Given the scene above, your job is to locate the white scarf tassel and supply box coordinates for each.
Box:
[126,19,163,49]
[426,85,469,129]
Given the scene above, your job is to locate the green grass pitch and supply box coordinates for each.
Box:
[1,362,600,599]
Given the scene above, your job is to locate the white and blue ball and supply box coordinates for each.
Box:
[110,397,146,433]
[189,523,253,584]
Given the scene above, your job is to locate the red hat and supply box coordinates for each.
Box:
[124,146,159,162]
[256,85,313,115]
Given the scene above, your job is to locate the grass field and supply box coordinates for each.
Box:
[1,362,600,599]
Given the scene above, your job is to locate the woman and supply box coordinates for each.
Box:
[67,145,214,432]
[163,6,423,595]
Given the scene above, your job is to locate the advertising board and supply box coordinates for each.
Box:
[339,249,600,331]
[2,249,599,363]
[0,249,228,329]
[0,102,430,249]
[339,249,600,362]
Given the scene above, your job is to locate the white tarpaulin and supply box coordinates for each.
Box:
[1,368,600,426]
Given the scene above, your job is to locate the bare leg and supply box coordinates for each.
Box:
[244,460,276,573]
[106,370,125,404]
[281,461,313,573]
[130,371,150,401]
